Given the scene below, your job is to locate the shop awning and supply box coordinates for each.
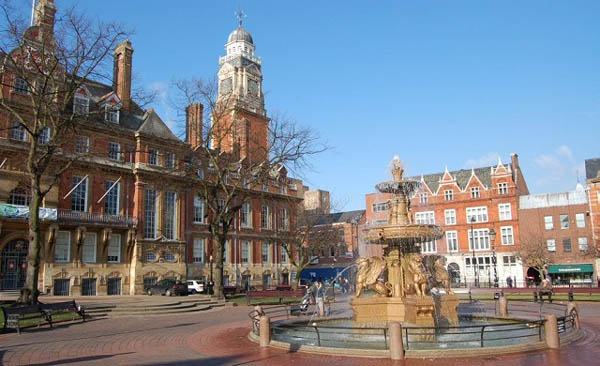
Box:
[548,264,594,274]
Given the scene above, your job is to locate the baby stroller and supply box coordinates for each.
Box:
[290,292,314,316]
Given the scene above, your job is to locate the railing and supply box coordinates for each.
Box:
[57,209,136,226]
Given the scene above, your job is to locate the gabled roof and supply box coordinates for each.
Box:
[585,158,600,180]
[137,108,180,142]
[411,164,512,194]
[313,210,365,226]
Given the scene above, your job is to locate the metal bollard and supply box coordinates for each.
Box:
[259,316,271,347]
[533,291,538,302]
[568,291,574,302]
[544,314,560,349]
[498,295,508,317]
[389,322,404,360]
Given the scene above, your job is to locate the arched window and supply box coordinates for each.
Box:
[8,187,30,206]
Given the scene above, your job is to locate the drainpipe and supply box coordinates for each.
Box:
[185,188,191,280]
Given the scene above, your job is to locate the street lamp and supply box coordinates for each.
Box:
[470,216,479,288]
[209,254,214,295]
[489,228,498,288]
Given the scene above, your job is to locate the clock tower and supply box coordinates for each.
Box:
[214,12,269,162]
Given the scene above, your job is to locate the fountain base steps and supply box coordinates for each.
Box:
[84,297,226,318]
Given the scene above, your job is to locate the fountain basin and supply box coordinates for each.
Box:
[366,224,443,244]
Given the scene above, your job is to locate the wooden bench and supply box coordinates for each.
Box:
[246,289,305,305]
[2,300,85,334]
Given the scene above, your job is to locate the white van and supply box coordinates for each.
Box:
[187,280,205,294]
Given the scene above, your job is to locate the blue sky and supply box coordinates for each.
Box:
[25,1,600,210]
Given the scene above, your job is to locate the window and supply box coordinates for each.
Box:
[444,190,454,201]
[279,185,286,195]
[38,127,50,145]
[420,193,428,204]
[281,248,288,263]
[75,136,89,153]
[502,255,517,268]
[165,253,176,262]
[145,252,157,262]
[546,239,556,252]
[10,121,26,141]
[193,195,205,223]
[148,149,158,165]
[73,94,89,115]
[196,168,204,179]
[193,238,205,263]
[499,203,512,221]
[421,240,436,253]
[498,182,508,195]
[372,203,389,212]
[279,208,289,231]
[575,213,585,228]
[469,228,490,250]
[415,211,435,224]
[563,238,572,252]
[55,231,70,262]
[470,187,480,198]
[8,188,30,206]
[560,214,569,229]
[500,226,514,245]
[164,191,177,240]
[104,106,119,123]
[71,176,87,212]
[544,216,554,230]
[466,206,488,223]
[446,231,458,252]
[262,184,269,192]
[108,142,121,160]
[262,242,271,263]
[261,205,271,229]
[242,241,250,264]
[82,232,97,263]
[578,237,588,252]
[107,234,121,263]
[217,199,225,214]
[13,78,29,94]
[444,209,456,225]
[241,202,251,228]
[144,189,157,239]
[165,152,176,169]
[104,180,120,215]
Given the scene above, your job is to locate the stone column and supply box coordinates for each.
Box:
[498,295,508,317]
[545,314,560,349]
[259,316,270,347]
[389,322,404,360]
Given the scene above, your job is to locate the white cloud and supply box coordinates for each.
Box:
[532,145,582,190]
[150,81,169,104]
[556,145,573,161]
[463,152,501,169]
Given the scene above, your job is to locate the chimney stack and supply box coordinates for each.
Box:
[186,103,203,149]
[113,40,134,111]
[35,0,56,38]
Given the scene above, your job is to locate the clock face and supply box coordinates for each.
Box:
[220,78,232,94]
[248,79,258,95]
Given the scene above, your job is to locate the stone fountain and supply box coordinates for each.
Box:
[351,156,459,327]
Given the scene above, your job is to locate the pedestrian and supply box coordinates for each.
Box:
[315,281,325,317]
[506,276,513,288]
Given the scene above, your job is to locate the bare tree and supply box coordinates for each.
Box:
[516,229,554,281]
[0,0,130,303]
[172,77,328,298]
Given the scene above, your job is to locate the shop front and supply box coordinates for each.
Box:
[548,264,595,287]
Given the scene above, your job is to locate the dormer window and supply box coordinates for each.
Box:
[13,78,29,94]
[73,94,89,115]
[104,105,120,123]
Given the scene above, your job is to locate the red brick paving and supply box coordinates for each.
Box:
[0,303,599,365]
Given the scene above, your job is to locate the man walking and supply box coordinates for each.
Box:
[314,281,325,317]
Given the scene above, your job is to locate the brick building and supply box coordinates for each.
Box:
[363,154,529,287]
[585,158,600,280]
[518,188,595,286]
[0,1,304,295]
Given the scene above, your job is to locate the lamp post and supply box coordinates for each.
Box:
[470,216,479,288]
[489,228,498,288]
[209,254,214,295]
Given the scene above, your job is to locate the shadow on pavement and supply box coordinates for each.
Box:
[24,352,134,366]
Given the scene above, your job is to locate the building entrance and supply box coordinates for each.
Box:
[1,239,28,290]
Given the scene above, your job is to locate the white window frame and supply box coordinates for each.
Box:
[193,238,205,263]
[546,239,556,252]
[469,228,490,251]
[164,191,177,240]
[372,203,389,212]
[241,202,252,228]
[10,121,27,141]
[71,176,88,212]
[75,136,89,153]
[446,231,458,252]
[466,206,488,223]
[104,180,120,216]
[261,242,271,263]
[498,182,508,195]
[444,209,456,225]
[104,105,120,123]
[415,211,435,225]
[148,148,158,166]
[560,214,569,229]
[82,232,97,263]
[13,77,29,94]
[38,127,50,145]
[108,142,121,160]
[544,216,554,230]
[500,226,514,245]
[165,152,176,169]
[281,247,288,263]
[107,234,121,263]
[193,195,205,224]
[578,237,588,251]
[224,240,230,264]
[73,94,89,115]
[421,240,437,254]
[499,203,512,221]
[242,240,251,264]
[575,213,585,228]
[144,188,157,239]
[470,187,480,198]
[420,193,428,204]
[444,190,454,201]
[261,205,271,230]
[55,231,71,263]
[279,208,289,231]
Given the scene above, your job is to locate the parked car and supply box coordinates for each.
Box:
[146,279,188,296]
[187,280,205,294]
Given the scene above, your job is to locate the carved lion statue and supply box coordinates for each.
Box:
[422,255,454,295]
[355,257,389,297]
[404,254,428,297]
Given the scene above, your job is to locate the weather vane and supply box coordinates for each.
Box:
[235,7,247,26]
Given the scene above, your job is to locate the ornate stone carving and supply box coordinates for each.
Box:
[355,257,389,298]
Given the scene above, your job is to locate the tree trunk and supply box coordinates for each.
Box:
[22,176,43,304]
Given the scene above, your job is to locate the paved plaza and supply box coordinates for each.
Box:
[1,302,600,365]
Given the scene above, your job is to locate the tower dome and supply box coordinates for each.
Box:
[227,26,253,44]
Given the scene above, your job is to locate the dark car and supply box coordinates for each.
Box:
[146,279,188,296]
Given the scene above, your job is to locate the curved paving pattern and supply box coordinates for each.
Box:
[0,303,599,365]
